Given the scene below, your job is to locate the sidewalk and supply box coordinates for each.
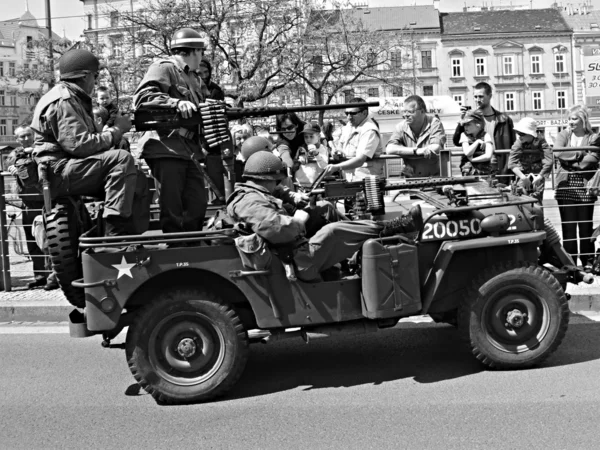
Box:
[1,186,600,322]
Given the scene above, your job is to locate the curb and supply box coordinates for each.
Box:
[1,295,599,323]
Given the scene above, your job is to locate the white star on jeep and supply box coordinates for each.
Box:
[112,256,135,279]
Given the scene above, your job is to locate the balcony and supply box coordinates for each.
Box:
[418,67,438,77]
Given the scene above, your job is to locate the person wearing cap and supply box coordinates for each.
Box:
[457,109,496,177]
[508,117,552,204]
[30,48,137,236]
[324,97,384,181]
[227,151,423,281]
[133,28,211,234]
[294,123,330,188]
[385,95,446,178]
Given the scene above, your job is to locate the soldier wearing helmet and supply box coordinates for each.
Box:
[133,28,211,234]
[30,48,137,236]
[227,151,423,281]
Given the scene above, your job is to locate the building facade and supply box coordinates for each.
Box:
[0,9,60,142]
[439,8,573,133]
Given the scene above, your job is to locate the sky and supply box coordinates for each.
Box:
[2,0,600,40]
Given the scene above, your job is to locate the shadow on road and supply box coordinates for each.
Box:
[541,314,600,369]
[225,323,483,401]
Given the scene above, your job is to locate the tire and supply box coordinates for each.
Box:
[45,200,90,308]
[458,263,569,369]
[126,288,249,404]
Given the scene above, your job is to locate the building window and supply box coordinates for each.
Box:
[451,58,462,77]
[367,52,377,68]
[556,90,567,109]
[475,57,486,76]
[344,89,355,103]
[311,55,323,73]
[111,38,123,58]
[32,64,38,72]
[110,11,120,28]
[367,87,379,97]
[0,63,3,76]
[8,62,15,77]
[392,85,403,97]
[532,91,543,110]
[0,120,6,136]
[24,63,29,71]
[391,51,401,70]
[9,93,17,106]
[531,55,541,74]
[0,90,4,106]
[423,85,433,96]
[421,50,432,69]
[453,94,464,106]
[504,92,515,112]
[503,55,514,75]
[555,53,566,73]
[87,14,93,30]
[11,119,18,135]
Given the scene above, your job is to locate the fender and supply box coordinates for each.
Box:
[421,231,545,314]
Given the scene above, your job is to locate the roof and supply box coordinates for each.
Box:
[561,9,600,31]
[310,5,441,32]
[441,8,571,35]
[0,9,61,43]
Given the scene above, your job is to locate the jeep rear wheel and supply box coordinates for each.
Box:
[126,288,249,404]
[458,263,568,369]
[45,200,89,308]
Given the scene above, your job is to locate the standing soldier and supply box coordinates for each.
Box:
[133,28,210,234]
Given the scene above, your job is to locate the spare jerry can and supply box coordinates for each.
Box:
[361,239,422,319]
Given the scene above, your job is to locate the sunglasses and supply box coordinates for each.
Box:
[282,124,297,131]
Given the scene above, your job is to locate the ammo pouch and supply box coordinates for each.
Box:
[234,233,272,270]
[15,157,39,188]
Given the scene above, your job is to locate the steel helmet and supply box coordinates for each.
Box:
[243,151,287,181]
[58,49,101,80]
[241,136,273,161]
[171,28,205,50]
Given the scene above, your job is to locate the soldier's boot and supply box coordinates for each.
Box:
[378,205,423,237]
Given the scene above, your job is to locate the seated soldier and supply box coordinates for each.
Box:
[30,49,137,236]
[226,151,422,281]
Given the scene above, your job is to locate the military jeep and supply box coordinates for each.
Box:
[62,175,591,404]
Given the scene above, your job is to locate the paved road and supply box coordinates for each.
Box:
[2,316,600,450]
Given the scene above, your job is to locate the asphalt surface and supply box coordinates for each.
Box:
[2,315,600,449]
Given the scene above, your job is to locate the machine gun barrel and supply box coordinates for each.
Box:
[314,176,481,199]
[133,101,380,132]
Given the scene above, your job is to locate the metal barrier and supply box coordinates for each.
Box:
[2,146,600,290]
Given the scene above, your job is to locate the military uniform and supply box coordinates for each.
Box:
[134,57,210,232]
[227,182,382,281]
[30,81,137,221]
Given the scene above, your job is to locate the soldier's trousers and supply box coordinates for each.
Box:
[147,157,207,233]
[53,149,137,218]
[21,206,46,278]
[294,219,382,281]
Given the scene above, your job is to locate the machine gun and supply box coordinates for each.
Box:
[133,101,380,199]
[311,175,481,216]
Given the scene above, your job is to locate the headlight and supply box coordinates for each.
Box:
[480,213,510,234]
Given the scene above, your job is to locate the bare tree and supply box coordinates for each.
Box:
[290,4,414,123]
[102,0,306,106]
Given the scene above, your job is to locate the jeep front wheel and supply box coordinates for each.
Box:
[126,288,249,404]
[458,263,568,369]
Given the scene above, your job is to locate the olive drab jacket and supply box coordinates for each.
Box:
[133,57,210,161]
[226,183,305,245]
[30,82,121,163]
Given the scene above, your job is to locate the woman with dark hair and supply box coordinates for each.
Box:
[274,112,306,173]
[554,104,600,271]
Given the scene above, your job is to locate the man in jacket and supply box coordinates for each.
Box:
[227,151,422,281]
[134,28,211,233]
[7,126,58,289]
[453,82,515,177]
[385,95,446,178]
[30,49,136,236]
